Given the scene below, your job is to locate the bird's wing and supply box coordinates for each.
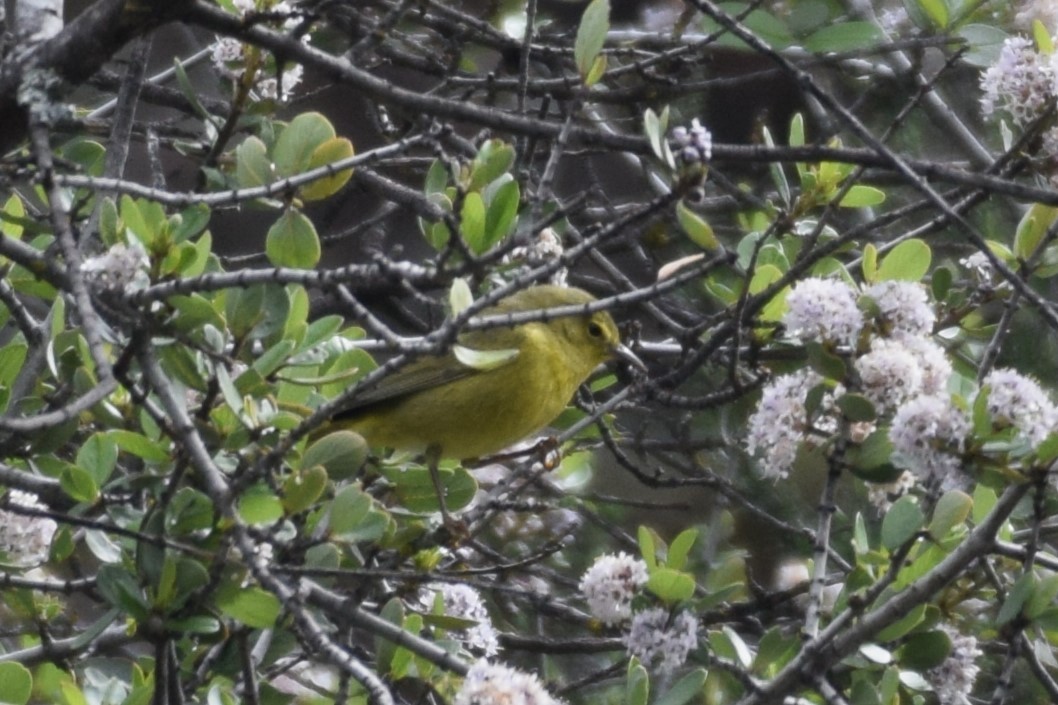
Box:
[332,346,519,417]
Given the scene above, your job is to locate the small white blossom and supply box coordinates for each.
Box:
[81,241,150,292]
[855,338,924,415]
[927,625,982,705]
[980,37,1056,127]
[255,64,304,102]
[418,583,499,656]
[894,335,952,394]
[454,661,564,705]
[0,491,57,566]
[625,608,699,675]
[889,395,970,487]
[500,228,567,286]
[865,281,935,337]
[671,118,713,165]
[980,368,1057,447]
[579,552,649,625]
[746,370,839,479]
[960,251,996,284]
[783,278,863,347]
[1014,0,1058,35]
[867,470,916,511]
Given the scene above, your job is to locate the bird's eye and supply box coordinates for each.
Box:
[587,321,604,338]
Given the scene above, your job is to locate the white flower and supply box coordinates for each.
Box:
[865,281,935,337]
[578,552,649,625]
[867,470,916,511]
[894,334,952,394]
[500,228,567,287]
[783,278,863,347]
[0,491,57,566]
[980,368,1057,447]
[625,608,699,675]
[1014,0,1058,36]
[255,64,304,102]
[980,37,1056,127]
[855,338,924,415]
[81,241,150,292]
[927,625,982,705]
[889,395,970,487]
[418,583,499,656]
[454,661,564,705]
[746,370,838,479]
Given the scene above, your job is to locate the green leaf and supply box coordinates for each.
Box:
[880,495,924,550]
[846,428,901,482]
[1035,19,1055,54]
[803,22,884,53]
[266,209,321,269]
[235,136,273,188]
[956,24,1010,68]
[299,137,355,201]
[862,243,878,283]
[329,483,389,543]
[96,565,149,618]
[0,662,32,705]
[1014,203,1058,262]
[468,140,515,192]
[584,54,607,86]
[876,239,931,282]
[237,484,284,525]
[301,430,368,480]
[449,277,474,316]
[626,659,649,705]
[484,179,520,247]
[876,603,927,642]
[574,0,610,81]
[460,192,487,252]
[107,429,169,463]
[915,0,948,28]
[895,630,951,670]
[928,490,972,540]
[646,567,696,602]
[676,199,720,251]
[654,668,707,705]
[0,193,26,239]
[997,573,1034,625]
[216,585,281,629]
[382,465,477,514]
[667,528,698,571]
[638,525,658,570]
[836,393,876,422]
[283,465,328,515]
[273,112,336,177]
[60,466,99,504]
[839,185,885,208]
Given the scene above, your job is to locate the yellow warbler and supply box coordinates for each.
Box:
[333,285,641,461]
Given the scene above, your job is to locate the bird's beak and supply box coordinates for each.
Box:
[612,343,647,372]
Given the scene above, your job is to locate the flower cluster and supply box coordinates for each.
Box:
[979,34,1058,183]
[0,491,58,567]
[783,277,863,348]
[454,661,564,705]
[981,369,1058,447]
[671,118,713,166]
[211,0,306,102]
[81,241,150,293]
[579,553,698,674]
[980,37,1056,127]
[625,608,700,675]
[927,625,982,705]
[578,552,649,625]
[748,278,965,490]
[745,370,836,479]
[418,583,500,656]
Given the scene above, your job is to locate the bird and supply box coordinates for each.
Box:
[331,284,642,523]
